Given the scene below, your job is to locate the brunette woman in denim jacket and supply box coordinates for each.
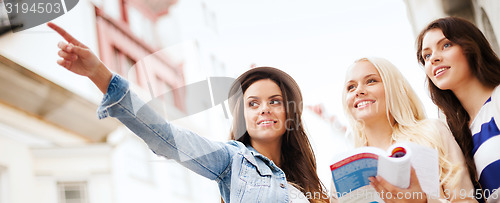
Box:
[48,22,329,203]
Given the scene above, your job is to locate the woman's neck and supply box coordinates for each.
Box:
[251,139,282,167]
[452,78,494,124]
[364,118,394,150]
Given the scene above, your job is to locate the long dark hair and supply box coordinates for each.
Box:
[228,67,328,202]
[416,16,500,189]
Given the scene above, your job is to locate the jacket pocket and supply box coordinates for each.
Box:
[239,158,271,186]
[236,158,272,202]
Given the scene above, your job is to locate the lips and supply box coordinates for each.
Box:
[354,100,375,108]
[257,119,277,125]
[433,66,450,77]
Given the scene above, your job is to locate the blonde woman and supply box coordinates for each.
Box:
[341,57,476,202]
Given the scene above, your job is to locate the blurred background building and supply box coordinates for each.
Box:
[0,0,225,202]
[404,0,500,54]
[404,0,500,120]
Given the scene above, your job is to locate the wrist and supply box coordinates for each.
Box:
[89,63,112,94]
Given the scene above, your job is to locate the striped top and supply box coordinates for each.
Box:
[470,85,500,201]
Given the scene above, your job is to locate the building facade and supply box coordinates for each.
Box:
[404,0,500,54]
[0,0,225,202]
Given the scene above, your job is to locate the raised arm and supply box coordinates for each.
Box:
[49,22,235,182]
[48,22,112,94]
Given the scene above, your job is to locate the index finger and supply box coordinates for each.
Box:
[47,22,84,47]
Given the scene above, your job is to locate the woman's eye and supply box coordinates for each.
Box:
[366,78,378,85]
[443,43,451,48]
[270,100,282,105]
[347,85,355,91]
[249,101,258,107]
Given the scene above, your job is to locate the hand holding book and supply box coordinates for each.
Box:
[369,167,426,203]
[330,142,439,202]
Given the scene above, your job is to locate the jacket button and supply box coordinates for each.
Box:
[280,183,285,188]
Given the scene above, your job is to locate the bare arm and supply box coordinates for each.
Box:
[47,22,112,94]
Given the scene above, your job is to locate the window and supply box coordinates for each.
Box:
[57,182,88,203]
[113,47,139,84]
[125,56,138,84]
[156,76,173,101]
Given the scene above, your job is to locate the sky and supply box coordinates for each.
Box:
[206,0,438,124]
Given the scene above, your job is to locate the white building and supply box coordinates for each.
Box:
[404,0,500,54]
[0,0,225,202]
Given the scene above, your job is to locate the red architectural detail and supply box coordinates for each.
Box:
[125,0,178,22]
[308,104,324,117]
[119,0,129,23]
[94,6,186,111]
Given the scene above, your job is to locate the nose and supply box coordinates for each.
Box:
[430,51,441,64]
[260,103,271,114]
[355,85,366,97]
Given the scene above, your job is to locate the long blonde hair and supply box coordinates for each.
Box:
[342,57,459,188]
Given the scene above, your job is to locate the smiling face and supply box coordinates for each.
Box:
[421,28,474,91]
[345,61,387,123]
[243,79,287,145]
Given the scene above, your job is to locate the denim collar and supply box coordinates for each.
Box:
[243,146,280,176]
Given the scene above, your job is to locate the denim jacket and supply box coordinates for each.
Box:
[97,74,292,202]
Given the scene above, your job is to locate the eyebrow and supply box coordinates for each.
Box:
[346,73,378,84]
[246,94,282,100]
[422,37,447,51]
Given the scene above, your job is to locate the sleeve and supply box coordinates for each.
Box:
[97,74,235,182]
[427,120,477,203]
[491,85,500,130]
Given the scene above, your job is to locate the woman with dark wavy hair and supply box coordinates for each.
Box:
[417,16,500,202]
[228,67,328,202]
[48,22,328,202]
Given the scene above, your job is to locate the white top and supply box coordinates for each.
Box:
[288,183,310,203]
